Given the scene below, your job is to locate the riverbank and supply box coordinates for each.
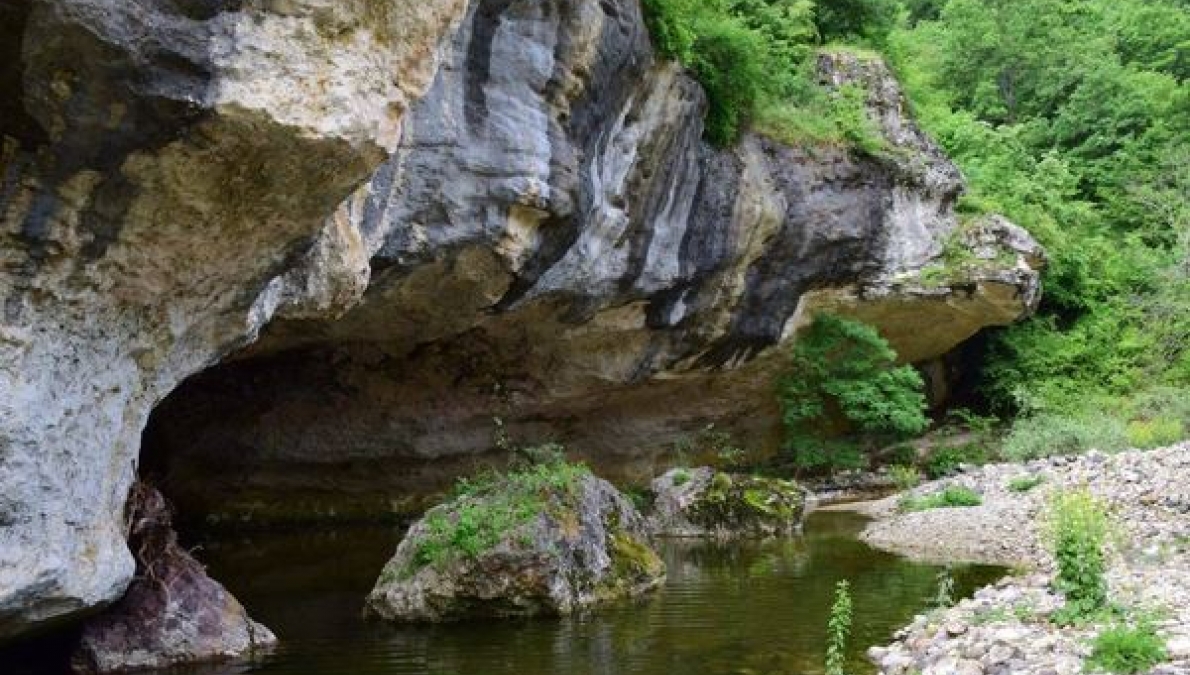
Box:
[842,443,1190,675]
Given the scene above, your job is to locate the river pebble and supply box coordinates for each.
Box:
[857,443,1190,675]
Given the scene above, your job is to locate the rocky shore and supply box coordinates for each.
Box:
[849,443,1190,675]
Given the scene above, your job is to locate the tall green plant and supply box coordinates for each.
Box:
[825,580,853,675]
[778,314,928,471]
[1047,490,1111,623]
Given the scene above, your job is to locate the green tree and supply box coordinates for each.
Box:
[778,314,928,470]
[814,0,897,45]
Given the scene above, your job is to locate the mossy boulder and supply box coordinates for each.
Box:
[648,468,806,538]
[364,463,664,623]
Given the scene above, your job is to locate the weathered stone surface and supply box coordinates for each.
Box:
[2,0,1043,643]
[140,1,1042,527]
[0,0,466,638]
[364,471,664,623]
[70,485,275,673]
[648,468,806,538]
[792,214,1047,363]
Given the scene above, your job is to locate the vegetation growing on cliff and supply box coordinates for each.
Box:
[888,0,1190,445]
[647,0,1189,453]
[640,0,888,147]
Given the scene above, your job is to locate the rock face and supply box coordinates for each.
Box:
[139,11,1042,527]
[365,470,664,622]
[1,0,1042,643]
[0,0,467,639]
[649,468,806,538]
[70,485,275,673]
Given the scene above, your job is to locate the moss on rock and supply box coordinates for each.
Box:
[365,463,664,623]
[649,467,806,538]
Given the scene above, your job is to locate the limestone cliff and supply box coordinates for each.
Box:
[0,0,1041,648]
[0,0,467,640]
[141,10,1042,525]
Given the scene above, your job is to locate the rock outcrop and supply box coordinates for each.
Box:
[365,468,664,622]
[0,0,467,638]
[70,485,275,673]
[648,468,806,538]
[138,13,1042,528]
[1,0,1042,644]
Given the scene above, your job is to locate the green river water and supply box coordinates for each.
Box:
[4,510,1002,675]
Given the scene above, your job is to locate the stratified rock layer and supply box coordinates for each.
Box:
[365,471,664,622]
[2,0,1042,643]
[141,27,1042,527]
[0,0,466,638]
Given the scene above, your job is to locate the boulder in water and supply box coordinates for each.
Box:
[70,485,275,673]
[365,463,664,622]
[648,468,806,538]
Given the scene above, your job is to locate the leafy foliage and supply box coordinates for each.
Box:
[409,455,589,573]
[779,314,928,472]
[639,0,887,147]
[889,465,922,491]
[898,485,982,512]
[825,580,853,675]
[923,443,989,479]
[1087,622,1169,674]
[1046,490,1111,624]
[887,0,1190,429]
[1007,475,1045,493]
[931,568,956,609]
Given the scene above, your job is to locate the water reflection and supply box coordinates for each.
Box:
[193,510,1000,675]
[3,510,1002,675]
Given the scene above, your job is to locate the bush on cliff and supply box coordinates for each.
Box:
[640,0,886,147]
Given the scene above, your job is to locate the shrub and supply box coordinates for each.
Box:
[924,443,989,479]
[1087,622,1168,674]
[825,580,853,675]
[688,18,767,145]
[1001,413,1129,462]
[1007,475,1045,493]
[885,444,919,466]
[899,485,982,512]
[779,314,928,472]
[1125,417,1184,449]
[672,468,692,486]
[889,465,922,491]
[1047,490,1111,623]
[640,0,886,150]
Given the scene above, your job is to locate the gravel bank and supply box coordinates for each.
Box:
[846,443,1190,675]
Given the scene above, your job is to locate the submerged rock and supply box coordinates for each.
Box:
[70,485,275,674]
[649,468,806,538]
[365,466,664,623]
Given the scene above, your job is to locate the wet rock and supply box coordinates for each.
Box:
[364,468,663,622]
[70,485,275,673]
[648,468,805,538]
